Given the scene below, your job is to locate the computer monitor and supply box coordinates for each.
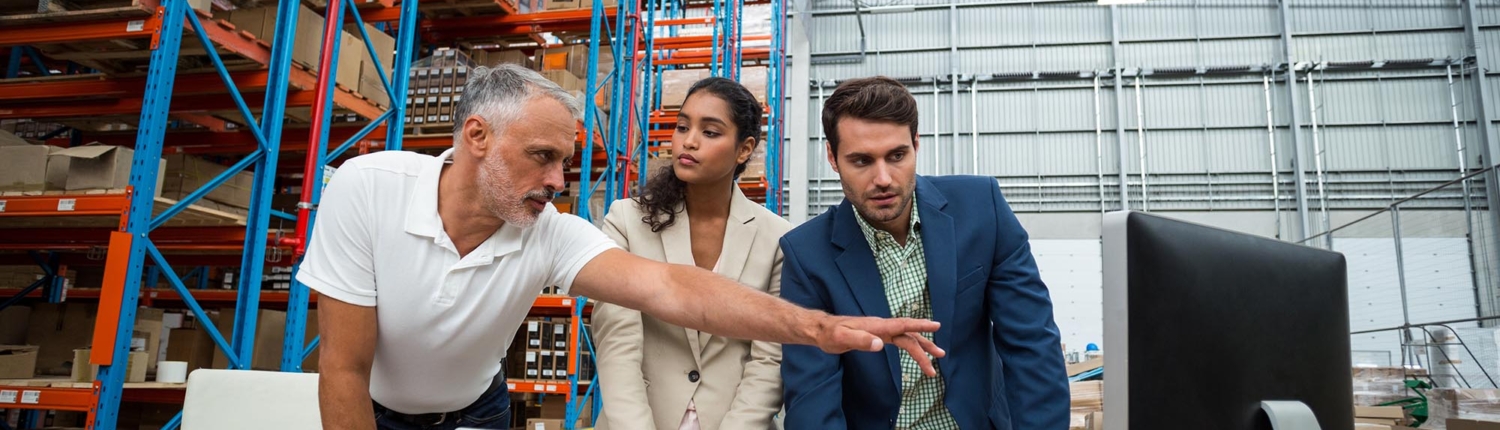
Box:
[1102,211,1352,430]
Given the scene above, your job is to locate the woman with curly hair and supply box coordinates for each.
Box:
[594,77,789,430]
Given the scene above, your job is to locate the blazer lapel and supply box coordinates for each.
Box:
[916,177,956,352]
[700,189,759,348]
[658,206,705,366]
[718,187,759,282]
[829,200,902,393]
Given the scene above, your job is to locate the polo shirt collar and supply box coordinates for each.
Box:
[404,148,529,265]
[404,148,452,239]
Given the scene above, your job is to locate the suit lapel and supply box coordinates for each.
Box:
[700,189,759,350]
[916,177,955,352]
[830,200,902,393]
[658,206,705,366]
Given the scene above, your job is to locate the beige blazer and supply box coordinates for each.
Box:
[594,187,790,430]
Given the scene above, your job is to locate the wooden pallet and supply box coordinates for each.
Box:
[0,377,186,390]
[0,0,157,26]
[405,123,457,137]
[0,190,248,228]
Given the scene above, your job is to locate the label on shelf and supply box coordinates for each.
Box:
[57,198,76,211]
[20,390,39,404]
[545,384,557,392]
[507,383,517,390]
[0,200,6,212]
[562,299,572,306]
[0,390,15,403]
[127,20,145,32]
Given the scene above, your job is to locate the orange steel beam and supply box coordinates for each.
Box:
[0,11,164,46]
[0,85,383,119]
[174,112,235,132]
[0,385,96,412]
[193,13,273,65]
[0,194,131,217]
[645,34,770,50]
[426,22,593,40]
[0,70,291,101]
[651,49,771,66]
[92,231,134,367]
[655,17,714,26]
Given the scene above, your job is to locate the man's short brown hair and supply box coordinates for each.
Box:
[820,76,920,155]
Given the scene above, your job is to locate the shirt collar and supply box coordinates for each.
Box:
[404,148,531,262]
[854,190,921,253]
[403,148,453,239]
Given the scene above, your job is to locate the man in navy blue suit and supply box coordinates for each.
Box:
[779,76,1069,430]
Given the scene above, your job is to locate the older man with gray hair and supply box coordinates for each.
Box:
[301,65,945,429]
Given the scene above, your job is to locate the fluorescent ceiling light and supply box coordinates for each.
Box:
[864,5,915,13]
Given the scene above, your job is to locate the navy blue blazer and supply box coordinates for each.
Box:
[778,175,1070,430]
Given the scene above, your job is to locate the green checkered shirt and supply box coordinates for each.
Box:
[854,194,959,430]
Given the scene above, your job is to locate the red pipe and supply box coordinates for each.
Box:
[296,0,347,258]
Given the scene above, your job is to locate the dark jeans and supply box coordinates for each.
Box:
[373,384,511,430]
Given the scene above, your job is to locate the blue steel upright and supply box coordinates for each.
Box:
[90,0,190,427]
[384,0,421,151]
[229,0,303,373]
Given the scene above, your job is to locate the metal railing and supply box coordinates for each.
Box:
[1306,166,1499,388]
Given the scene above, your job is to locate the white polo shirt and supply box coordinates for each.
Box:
[296,148,617,414]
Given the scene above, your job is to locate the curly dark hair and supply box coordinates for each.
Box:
[635,76,763,233]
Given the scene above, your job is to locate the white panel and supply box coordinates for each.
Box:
[1338,237,1478,371]
[1036,133,1103,176]
[1034,3,1111,45]
[1206,129,1277,174]
[1033,239,1104,356]
[1198,38,1281,67]
[867,9,948,52]
[1200,2,1279,39]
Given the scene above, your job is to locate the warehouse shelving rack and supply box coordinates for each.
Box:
[583,0,785,214]
[1,0,769,428]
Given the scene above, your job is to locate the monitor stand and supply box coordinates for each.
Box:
[1260,401,1322,430]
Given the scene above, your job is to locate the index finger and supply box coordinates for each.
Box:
[889,317,941,334]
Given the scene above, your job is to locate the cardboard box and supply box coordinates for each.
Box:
[51,145,165,194]
[210,309,286,371]
[0,129,32,146]
[166,326,216,372]
[1450,419,1500,430]
[0,345,39,379]
[161,154,254,209]
[136,308,166,374]
[741,66,770,105]
[661,68,711,109]
[552,350,567,380]
[527,418,565,430]
[0,144,67,192]
[70,349,147,383]
[551,322,568,350]
[525,350,540,379]
[477,50,532,68]
[0,306,29,345]
[541,70,583,92]
[353,24,396,108]
[337,32,364,91]
[1357,406,1406,419]
[540,350,555,379]
[527,320,544,348]
[207,308,318,371]
[223,5,326,71]
[539,45,589,79]
[542,0,579,11]
[26,303,99,375]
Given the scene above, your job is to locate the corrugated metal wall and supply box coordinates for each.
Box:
[792,0,1496,216]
